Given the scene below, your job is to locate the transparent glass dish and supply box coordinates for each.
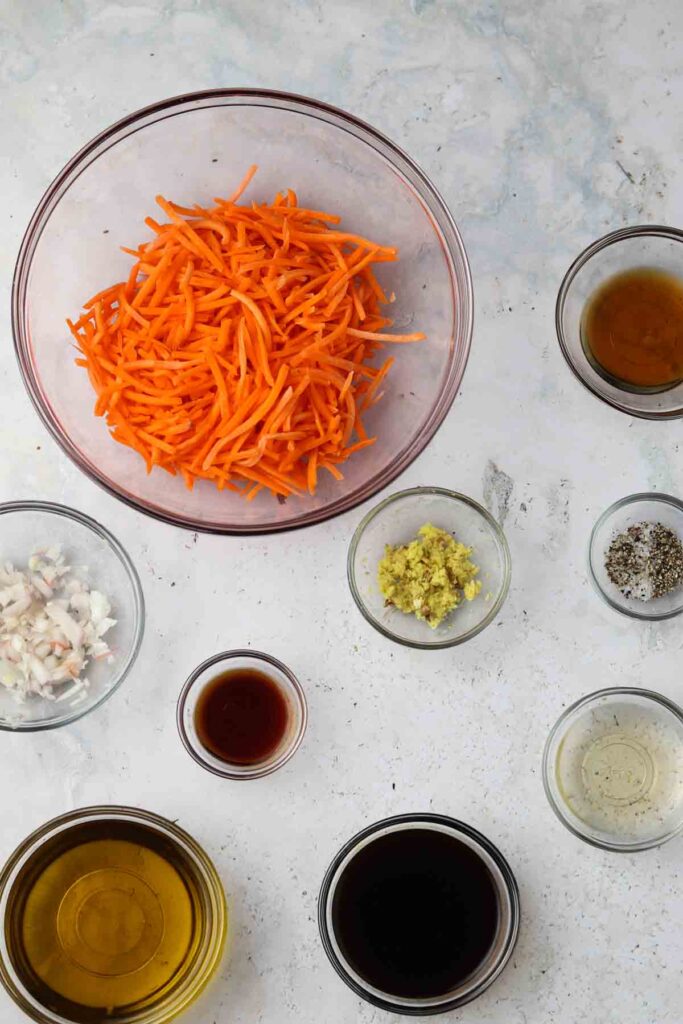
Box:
[13,89,473,534]
[347,487,511,649]
[318,813,520,1015]
[588,492,683,620]
[177,649,307,780]
[555,225,683,418]
[0,806,227,1024]
[0,501,144,731]
[543,688,683,851]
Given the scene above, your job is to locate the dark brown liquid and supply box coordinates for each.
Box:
[581,267,683,390]
[194,669,289,765]
[331,828,499,999]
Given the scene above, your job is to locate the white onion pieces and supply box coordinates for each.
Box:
[0,545,116,704]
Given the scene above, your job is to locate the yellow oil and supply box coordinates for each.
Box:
[5,820,205,1021]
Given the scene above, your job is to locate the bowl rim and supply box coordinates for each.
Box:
[347,486,512,649]
[587,491,683,621]
[555,223,683,420]
[0,804,227,1024]
[542,686,683,852]
[176,648,308,780]
[317,812,520,1015]
[0,500,144,732]
[12,87,474,535]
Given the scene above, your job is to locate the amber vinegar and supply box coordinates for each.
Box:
[581,267,683,391]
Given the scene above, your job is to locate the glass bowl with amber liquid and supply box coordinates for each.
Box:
[556,225,683,418]
[177,650,307,780]
[0,807,227,1023]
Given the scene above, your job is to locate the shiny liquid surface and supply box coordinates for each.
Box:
[331,828,499,999]
[581,267,683,390]
[5,820,202,1021]
[194,669,289,765]
[555,699,683,842]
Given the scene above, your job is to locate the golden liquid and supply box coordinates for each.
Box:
[6,821,205,1021]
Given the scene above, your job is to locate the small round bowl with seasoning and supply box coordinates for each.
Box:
[588,492,683,620]
[556,225,683,419]
[177,649,307,780]
[543,688,683,852]
[347,487,511,649]
[0,501,144,731]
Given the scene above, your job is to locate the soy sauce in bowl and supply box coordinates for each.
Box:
[332,828,498,999]
[319,815,520,1015]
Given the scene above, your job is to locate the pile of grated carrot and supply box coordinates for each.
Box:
[68,167,425,500]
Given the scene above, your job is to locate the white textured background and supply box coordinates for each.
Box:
[1,1,682,1022]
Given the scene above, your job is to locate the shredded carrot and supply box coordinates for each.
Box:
[69,167,425,499]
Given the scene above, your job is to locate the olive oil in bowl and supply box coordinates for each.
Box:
[0,808,226,1023]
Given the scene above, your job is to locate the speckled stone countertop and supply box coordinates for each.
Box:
[0,2,681,1022]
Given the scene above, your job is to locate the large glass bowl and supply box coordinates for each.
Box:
[13,89,473,534]
[0,501,144,731]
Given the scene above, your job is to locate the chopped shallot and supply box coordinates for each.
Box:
[0,545,115,703]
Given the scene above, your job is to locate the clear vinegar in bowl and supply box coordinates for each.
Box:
[555,692,683,846]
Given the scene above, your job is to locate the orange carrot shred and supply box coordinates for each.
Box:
[69,169,424,498]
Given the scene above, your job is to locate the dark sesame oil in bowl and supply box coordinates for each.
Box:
[331,827,500,1000]
[194,668,289,765]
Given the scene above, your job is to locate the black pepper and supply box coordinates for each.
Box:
[605,521,683,601]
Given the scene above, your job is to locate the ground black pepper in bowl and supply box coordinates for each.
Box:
[605,522,683,601]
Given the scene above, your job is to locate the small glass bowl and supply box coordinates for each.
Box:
[556,225,683,418]
[177,650,307,780]
[543,688,683,852]
[347,487,511,649]
[588,492,683,620]
[0,805,227,1024]
[0,501,144,731]
[318,813,520,1015]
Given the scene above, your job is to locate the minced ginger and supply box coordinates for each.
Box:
[378,523,481,628]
